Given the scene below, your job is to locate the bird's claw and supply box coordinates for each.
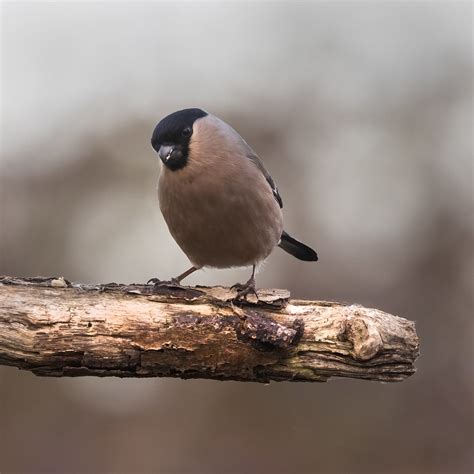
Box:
[147,277,181,287]
[147,277,161,285]
[232,281,258,301]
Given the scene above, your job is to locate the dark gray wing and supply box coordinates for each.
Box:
[246,151,283,208]
[219,115,283,208]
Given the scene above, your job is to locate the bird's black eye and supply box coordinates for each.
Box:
[182,127,192,137]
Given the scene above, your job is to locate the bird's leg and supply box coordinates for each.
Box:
[174,266,199,283]
[147,266,198,287]
[232,265,258,299]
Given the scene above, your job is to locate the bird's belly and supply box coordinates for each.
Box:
[159,176,283,268]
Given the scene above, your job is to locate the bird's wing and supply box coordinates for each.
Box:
[246,151,283,208]
[215,114,283,208]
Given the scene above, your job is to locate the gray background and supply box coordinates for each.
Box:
[1,2,472,473]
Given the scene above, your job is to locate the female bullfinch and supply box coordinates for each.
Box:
[150,108,317,297]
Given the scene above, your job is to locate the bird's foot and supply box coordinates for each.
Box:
[147,277,181,288]
[231,278,258,301]
[230,282,247,291]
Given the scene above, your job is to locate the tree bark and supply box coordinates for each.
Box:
[0,276,419,382]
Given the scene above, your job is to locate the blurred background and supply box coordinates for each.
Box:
[0,2,472,473]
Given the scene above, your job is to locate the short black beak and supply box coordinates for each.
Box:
[158,145,175,163]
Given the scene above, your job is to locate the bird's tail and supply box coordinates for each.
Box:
[278,231,318,261]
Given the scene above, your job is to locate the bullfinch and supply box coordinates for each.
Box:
[149,108,317,297]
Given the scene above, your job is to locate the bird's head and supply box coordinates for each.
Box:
[151,108,208,171]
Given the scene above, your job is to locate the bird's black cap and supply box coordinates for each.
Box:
[151,108,208,152]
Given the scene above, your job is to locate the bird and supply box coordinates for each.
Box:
[149,108,318,298]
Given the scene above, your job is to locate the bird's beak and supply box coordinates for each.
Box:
[158,145,175,163]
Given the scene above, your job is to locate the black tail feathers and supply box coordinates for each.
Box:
[278,231,318,262]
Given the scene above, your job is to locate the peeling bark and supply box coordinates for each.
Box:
[0,276,419,382]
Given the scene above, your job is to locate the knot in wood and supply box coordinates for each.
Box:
[346,316,383,360]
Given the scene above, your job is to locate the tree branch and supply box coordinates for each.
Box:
[0,276,419,382]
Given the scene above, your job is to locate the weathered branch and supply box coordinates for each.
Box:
[0,276,419,382]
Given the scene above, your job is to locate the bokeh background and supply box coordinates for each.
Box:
[1,2,472,473]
